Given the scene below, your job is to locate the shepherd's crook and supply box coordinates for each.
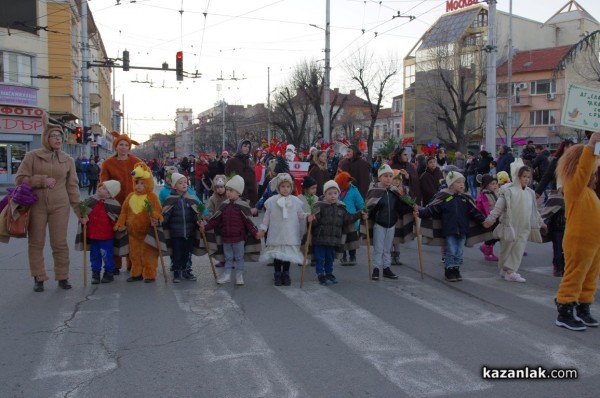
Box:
[200,230,218,281]
[153,225,168,283]
[365,218,373,280]
[300,220,313,288]
[83,224,87,287]
[414,215,425,280]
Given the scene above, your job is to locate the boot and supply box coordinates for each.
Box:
[282,271,291,286]
[58,280,72,290]
[576,303,599,327]
[33,278,44,293]
[340,255,348,265]
[91,272,101,285]
[555,301,586,331]
[273,272,282,286]
[480,244,498,261]
[217,269,231,284]
[235,271,244,286]
[552,264,564,277]
[101,272,114,283]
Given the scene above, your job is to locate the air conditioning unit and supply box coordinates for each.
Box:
[549,125,557,132]
[518,82,528,90]
[547,93,556,100]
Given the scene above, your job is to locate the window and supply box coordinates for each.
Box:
[497,83,518,97]
[471,9,488,28]
[0,52,33,86]
[529,110,556,126]
[497,112,520,126]
[395,123,401,137]
[404,64,415,90]
[531,79,556,95]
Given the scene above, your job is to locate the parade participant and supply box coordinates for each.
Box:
[308,150,330,197]
[200,175,261,285]
[554,134,600,331]
[205,174,228,268]
[258,173,314,286]
[338,144,371,200]
[483,166,545,283]
[419,156,444,205]
[87,159,100,196]
[475,175,499,261]
[416,171,488,282]
[78,180,122,284]
[335,171,364,266]
[365,164,414,281]
[389,147,422,206]
[114,163,163,283]
[15,120,82,292]
[311,180,366,285]
[225,139,258,206]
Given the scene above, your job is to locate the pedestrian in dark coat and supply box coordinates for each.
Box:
[87,159,100,195]
[389,147,422,205]
[419,157,444,205]
[225,139,258,207]
[496,146,515,176]
[337,145,372,200]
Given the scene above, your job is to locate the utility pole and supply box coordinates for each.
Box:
[506,0,513,149]
[485,0,497,157]
[323,0,331,143]
[81,0,91,158]
[267,66,271,142]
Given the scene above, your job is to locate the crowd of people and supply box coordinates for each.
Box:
[4,118,600,333]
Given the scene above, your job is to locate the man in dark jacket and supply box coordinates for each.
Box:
[337,145,372,199]
[522,141,537,165]
[225,139,258,207]
[531,144,550,184]
[419,157,444,205]
[496,146,514,176]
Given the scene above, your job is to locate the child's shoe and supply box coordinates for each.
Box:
[173,271,182,283]
[91,272,101,285]
[318,274,328,285]
[101,272,114,283]
[274,272,283,286]
[127,275,143,282]
[340,255,348,265]
[325,273,338,284]
[382,267,398,279]
[143,278,155,283]
[348,255,357,265]
[504,271,526,283]
[282,271,291,286]
[444,267,458,282]
[371,268,380,281]
[217,269,231,284]
[182,270,197,281]
[215,260,225,268]
[235,271,244,286]
[454,267,463,281]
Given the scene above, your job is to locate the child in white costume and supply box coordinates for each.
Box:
[258,173,314,286]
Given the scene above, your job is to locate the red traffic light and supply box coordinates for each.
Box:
[176,51,183,59]
[176,51,184,81]
[75,127,83,143]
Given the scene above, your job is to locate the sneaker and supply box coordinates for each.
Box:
[371,268,380,281]
[235,271,245,286]
[556,302,587,331]
[182,270,197,281]
[217,270,232,284]
[215,261,225,268]
[576,303,599,327]
[91,272,101,285]
[325,273,338,284]
[127,275,143,282]
[274,272,283,286]
[445,268,458,282]
[318,274,328,285]
[101,272,114,283]
[58,280,72,290]
[173,271,182,283]
[504,271,526,283]
[454,268,463,281]
[382,267,398,279]
[440,257,445,265]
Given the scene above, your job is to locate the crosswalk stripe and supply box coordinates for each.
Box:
[388,277,600,376]
[468,273,556,309]
[33,293,120,395]
[278,285,491,397]
[173,289,303,398]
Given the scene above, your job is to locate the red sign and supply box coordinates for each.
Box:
[0,106,44,117]
[0,116,43,134]
[446,0,479,12]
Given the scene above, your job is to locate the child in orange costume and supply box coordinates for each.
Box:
[554,133,600,331]
[114,162,163,283]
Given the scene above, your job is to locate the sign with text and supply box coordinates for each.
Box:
[446,0,478,13]
[562,84,600,131]
[0,115,43,134]
[288,161,309,179]
[0,85,38,107]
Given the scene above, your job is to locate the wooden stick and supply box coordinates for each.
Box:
[153,225,168,283]
[300,220,313,288]
[200,230,218,281]
[83,224,87,287]
[414,215,425,280]
[365,218,372,280]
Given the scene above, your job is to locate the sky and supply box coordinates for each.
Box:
[87,0,600,143]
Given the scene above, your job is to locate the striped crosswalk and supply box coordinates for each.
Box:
[7,264,600,397]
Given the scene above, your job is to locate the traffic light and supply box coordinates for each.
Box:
[176,51,183,81]
[75,127,83,144]
[84,126,92,142]
[123,50,130,71]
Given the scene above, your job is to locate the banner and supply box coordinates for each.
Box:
[562,83,600,131]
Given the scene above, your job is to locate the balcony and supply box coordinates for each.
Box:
[512,96,531,107]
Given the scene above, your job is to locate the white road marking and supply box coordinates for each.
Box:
[278,286,491,398]
[174,289,302,398]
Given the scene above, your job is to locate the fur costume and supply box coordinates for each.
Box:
[14,120,81,282]
[114,162,163,280]
[99,132,142,205]
[74,195,128,256]
[555,144,600,305]
[200,199,261,261]
[361,183,414,245]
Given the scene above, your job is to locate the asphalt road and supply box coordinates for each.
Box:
[1,192,599,398]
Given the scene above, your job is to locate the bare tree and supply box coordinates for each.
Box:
[416,40,486,152]
[343,49,398,162]
[555,30,600,84]
[271,86,311,148]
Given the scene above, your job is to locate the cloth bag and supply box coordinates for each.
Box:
[6,199,31,237]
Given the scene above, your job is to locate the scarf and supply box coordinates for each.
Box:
[277,195,292,219]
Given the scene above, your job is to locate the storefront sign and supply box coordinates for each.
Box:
[0,85,38,107]
[446,0,479,12]
[0,115,43,134]
[0,106,44,117]
[561,83,600,131]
